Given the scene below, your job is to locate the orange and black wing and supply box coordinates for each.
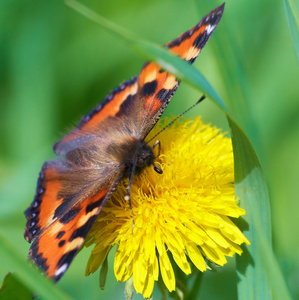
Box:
[134,3,224,137]
[25,159,124,281]
[54,4,224,150]
[53,76,138,156]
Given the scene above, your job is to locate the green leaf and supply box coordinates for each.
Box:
[284,0,299,63]
[228,117,272,299]
[186,271,203,300]
[0,230,70,300]
[229,116,292,300]
[0,273,33,300]
[99,256,108,290]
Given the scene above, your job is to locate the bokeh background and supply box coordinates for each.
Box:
[0,0,298,299]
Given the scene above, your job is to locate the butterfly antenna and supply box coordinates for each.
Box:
[147,95,206,143]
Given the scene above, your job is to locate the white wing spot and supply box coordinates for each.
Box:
[55,263,68,277]
[206,24,215,35]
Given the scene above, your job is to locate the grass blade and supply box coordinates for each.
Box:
[0,273,33,300]
[284,0,299,63]
[228,117,272,299]
[0,230,70,300]
[228,117,292,300]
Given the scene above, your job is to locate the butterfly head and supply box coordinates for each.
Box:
[134,141,155,174]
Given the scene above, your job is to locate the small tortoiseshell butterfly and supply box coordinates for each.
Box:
[24,4,224,282]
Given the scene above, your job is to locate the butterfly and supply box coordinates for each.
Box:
[24,4,224,282]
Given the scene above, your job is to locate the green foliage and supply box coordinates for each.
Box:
[0,230,70,300]
[0,0,298,299]
[284,0,299,63]
[0,273,33,300]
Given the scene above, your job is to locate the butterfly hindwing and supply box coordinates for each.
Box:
[25,161,65,243]
[28,187,107,281]
[26,160,124,281]
[24,157,109,243]
[25,143,125,281]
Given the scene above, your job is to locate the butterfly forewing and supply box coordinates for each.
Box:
[54,76,139,156]
[132,4,224,137]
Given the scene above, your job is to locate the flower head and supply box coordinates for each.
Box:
[85,117,250,298]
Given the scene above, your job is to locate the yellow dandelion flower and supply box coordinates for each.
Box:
[85,116,250,298]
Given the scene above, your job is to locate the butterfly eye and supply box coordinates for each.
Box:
[137,157,145,166]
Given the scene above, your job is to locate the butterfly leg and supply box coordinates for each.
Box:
[152,139,161,156]
[124,159,137,233]
[152,140,163,174]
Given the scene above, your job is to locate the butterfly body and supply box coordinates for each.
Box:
[24,4,224,282]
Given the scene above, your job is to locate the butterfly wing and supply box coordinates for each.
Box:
[165,3,224,62]
[25,80,139,280]
[54,76,138,156]
[25,155,124,281]
[53,4,224,152]
[134,3,224,137]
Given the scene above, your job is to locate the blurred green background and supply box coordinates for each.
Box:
[0,0,298,299]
